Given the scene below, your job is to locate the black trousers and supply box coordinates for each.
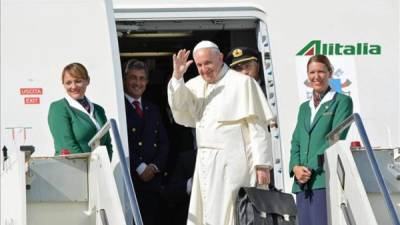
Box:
[136,191,161,225]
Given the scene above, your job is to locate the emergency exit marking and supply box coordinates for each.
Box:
[24,97,40,104]
[20,88,43,95]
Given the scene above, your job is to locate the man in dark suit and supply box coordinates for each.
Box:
[123,59,169,225]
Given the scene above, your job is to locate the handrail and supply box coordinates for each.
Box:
[89,121,111,150]
[89,119,143,225]
[99,209,109,225]
[326,113,400,225]
[326,114,356,146]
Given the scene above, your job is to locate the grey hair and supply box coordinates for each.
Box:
[123,59,149,79]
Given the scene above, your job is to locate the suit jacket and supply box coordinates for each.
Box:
[289,92,353,193]
[48,98,112,158]
[162,107,196,178]
[161,149,196,204]
[125,98,169,191]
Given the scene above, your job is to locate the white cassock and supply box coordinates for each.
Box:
[168,64,274,225]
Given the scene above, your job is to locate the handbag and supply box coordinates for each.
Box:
[235,187,297,225]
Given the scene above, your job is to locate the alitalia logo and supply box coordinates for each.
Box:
[297,40,381,56]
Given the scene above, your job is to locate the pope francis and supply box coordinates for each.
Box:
[168,41,274,225]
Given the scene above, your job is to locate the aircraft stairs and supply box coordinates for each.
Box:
[0,119,143,225]
[325,113,400,225]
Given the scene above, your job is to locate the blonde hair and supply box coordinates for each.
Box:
[62,63,90,83]
[307,55,334,73]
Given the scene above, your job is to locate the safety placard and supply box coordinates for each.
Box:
[20,88,43,95]
[24,97,40,104]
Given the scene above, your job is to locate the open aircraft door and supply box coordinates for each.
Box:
[256,20,285,191]
[1,0,130,224]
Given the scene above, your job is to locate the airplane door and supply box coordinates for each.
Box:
[256,20,285,190]
[1,0,127,157]
[1,0,131,224]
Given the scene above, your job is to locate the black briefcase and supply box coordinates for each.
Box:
[235,187,297,225]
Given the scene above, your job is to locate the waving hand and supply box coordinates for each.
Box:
[172,49,193,80]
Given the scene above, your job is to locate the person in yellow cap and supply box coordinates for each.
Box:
[226,47,265,95]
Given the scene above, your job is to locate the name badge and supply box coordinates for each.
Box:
[323,111,333,116]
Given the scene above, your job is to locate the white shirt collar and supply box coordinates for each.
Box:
[64,94,100,130]
[64,94,94,115]
[309,89,336,124]
[219,64,229,81]
[124,94,142,107]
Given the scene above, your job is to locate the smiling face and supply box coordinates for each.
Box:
[62,63,90,100]
[124,68,148,99]
[193,48,224,84]
[63,71,89,100]
[307,61,332,93]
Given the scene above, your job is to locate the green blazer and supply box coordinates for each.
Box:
[48,98,112,158]
[289,92,353,193]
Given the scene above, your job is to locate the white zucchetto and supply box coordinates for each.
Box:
[193,40,220,54]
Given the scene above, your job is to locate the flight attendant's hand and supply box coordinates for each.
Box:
[172,49,193,79]
[293,165,312,184]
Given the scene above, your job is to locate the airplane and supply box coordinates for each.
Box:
[1,0,399,224]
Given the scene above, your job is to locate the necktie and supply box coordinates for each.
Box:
[313,87,331,108]
[133,100,144,118]
[313,93,321,108]
[77,97,90,113]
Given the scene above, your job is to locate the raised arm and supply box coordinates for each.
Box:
[172,49,193,80]
[168,49,201,128]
